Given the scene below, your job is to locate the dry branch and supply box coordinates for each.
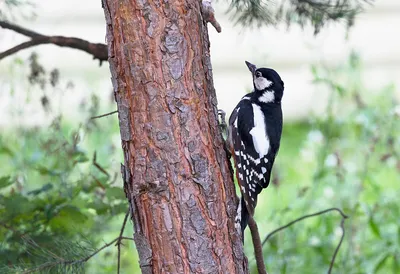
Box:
[248,216,267,274]
[90,110,118,120]
[262,207,348,273]
[0,20,108,64]
[116,209,130,274]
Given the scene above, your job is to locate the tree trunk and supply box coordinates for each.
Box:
[102,0,247,273]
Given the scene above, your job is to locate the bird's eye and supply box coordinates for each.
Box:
[255,71,262,78]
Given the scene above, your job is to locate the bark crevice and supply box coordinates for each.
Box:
[103,0,247,273]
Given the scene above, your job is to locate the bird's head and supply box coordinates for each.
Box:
[245,61,284,103]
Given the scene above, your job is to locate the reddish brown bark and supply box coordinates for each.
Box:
[102,0,247,273]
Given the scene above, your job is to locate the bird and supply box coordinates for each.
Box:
[226,61,284,236]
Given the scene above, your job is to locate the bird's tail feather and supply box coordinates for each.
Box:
[240,197,250,236]
[235,197,250,242]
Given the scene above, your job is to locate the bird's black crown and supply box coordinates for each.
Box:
[255,68,284,91]
[246,61,285,103]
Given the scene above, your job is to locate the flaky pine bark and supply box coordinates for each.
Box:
[102,0,247,273]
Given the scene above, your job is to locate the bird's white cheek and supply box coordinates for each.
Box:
[254,78,272,90]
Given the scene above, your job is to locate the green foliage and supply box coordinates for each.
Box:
[1,33,398,274]
[1,237,96,274]
[228,0,372,33]
[0,54,135,273]
[247,53,400,273]
[0,176,13,189]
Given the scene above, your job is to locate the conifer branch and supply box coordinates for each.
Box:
[15,236,135,274]
[228,0,372,33]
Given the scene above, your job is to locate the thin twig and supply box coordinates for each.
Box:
[262,207,348,274]
[92,151,110,178]
[70,238,118,263]
[0,39,45,59]
[90,110,118,120]
[262,207,347,245]
[116,209,130,274]
[0,20,108,63]
[0,20,42,37]
[248,216,267,274]
[90,174,105,190]
[328,218,346,274]
[121,236,134,241]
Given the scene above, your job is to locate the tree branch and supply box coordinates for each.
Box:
[248,216,267,274]
[201,0,222,33]
[328,217,346,274]
[0,20,108,64]
[262,207,348,273]
[0,20,43,37]
[92,151,110,178]
[90,110,118,120]
[116,209,130,274]
[262,207,347,245]
[20,236,135,274]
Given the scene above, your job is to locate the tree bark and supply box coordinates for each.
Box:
[101,0,247,273]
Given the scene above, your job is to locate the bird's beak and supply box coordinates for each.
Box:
[245,61,257,75]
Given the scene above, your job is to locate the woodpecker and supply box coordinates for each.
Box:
[227,61,284,235]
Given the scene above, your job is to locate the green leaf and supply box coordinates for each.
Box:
[393,254,399,273]
[49,205,88,232]
[36,165,53,175]
[72,149,89,164]
[369,216,381,238]
[0,143,14,156]
[0,176,13,189]
[36,165,61,176]
[27,183,53,195]
[334,84,345,96]
[89,200,109,215]
[111,203,128,215]
[2,194,34,218]
[374,252,390,273]
[75,154,89,163]
[106,187,125,200]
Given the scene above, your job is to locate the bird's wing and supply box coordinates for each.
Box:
[229,100,275,214]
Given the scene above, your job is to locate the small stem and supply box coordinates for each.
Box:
[328,218,346,274]
[262,207,348,274]
[262,207,347,246]
[90,110,118,120]
[248,216,267,274]
[117,209,130,274]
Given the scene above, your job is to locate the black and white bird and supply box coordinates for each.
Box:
[227,61,284,236]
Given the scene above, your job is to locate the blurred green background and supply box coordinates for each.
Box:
[1,0,399,273]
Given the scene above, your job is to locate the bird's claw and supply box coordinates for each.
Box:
[218,109,228,136]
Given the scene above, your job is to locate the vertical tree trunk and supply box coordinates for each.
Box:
[102,0,247,273]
